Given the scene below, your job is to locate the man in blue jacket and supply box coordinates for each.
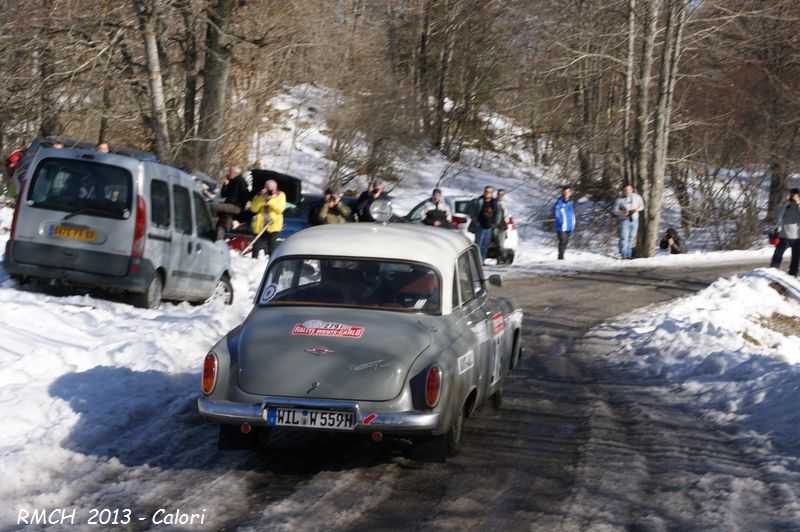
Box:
[553,185,575,260]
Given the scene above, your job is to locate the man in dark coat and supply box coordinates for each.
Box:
[356,180,389,222]
[212,165,249,230]
[470,185,501,261]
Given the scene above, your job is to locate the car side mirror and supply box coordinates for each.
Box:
[488,274,502,287]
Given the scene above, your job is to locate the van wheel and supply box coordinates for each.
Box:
[132,274,163,309]
[206,275,233,305]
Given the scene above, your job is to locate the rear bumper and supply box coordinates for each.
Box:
[197,396,440,433]
[3,240,154,292]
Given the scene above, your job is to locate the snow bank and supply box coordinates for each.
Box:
[591,269,800,453]
[0,251,264,525]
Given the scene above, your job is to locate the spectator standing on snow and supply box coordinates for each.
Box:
[469,185,501,261]
[421,187,452,227]
[250,179,286,259]
[356,179,389,222]
[659,227,686,255]
[318,188,351,224]
[613,184,644,259]
[213,165,249,230]
[553,185,575,260]
[771,188,800,276]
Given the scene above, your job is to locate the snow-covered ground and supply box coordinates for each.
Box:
[588,268,800,455]
[1,85,798,529]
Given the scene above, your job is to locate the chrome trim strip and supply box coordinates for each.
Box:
[197,398,264,424]
[360,411,439,430]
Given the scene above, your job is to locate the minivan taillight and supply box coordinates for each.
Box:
[507,217,515,229]
[202,352,218,395]
[425,364,442,407]
[9,180,24,240]
[132,195,147,257]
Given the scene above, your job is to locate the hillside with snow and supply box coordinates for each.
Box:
[1,86,798,529]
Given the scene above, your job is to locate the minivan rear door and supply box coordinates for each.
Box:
[13,154,136,276]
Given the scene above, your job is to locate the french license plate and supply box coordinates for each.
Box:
[265,406,356,431]
[51,225,96,242]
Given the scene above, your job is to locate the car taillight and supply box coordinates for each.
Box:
[9,179,25,240]
[451,215,466,230]
[202,352,218,395]
[132,195,147,257]
[425,364,442,407]
[507,217,515,229]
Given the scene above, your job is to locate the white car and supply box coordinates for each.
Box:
[405,196,519,264]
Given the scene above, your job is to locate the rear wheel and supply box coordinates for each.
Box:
[132,274,162,309]
[412,408,464,462]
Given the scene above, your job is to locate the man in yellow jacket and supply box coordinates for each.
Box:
[250,179,286,259]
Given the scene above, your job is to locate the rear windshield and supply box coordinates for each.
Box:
[258,257,441,314]
[26,157,133,219]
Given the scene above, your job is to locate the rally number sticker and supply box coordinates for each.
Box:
[458,350,475,374]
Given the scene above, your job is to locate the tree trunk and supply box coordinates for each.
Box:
[177,0,200,168]
[195,0,238,178]
[431,1,455,152]
[621,0,636,186]
[630,0,657,257]
[133,0,171,161]
[641,0,686,257]
[39,43,60,137]
[416,0,432,137]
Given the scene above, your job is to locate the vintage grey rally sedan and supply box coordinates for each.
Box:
[198,215,522,460]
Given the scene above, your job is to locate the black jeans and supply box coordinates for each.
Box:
[771,238,800,276]
[252,231,278,259]
[557,231,571,260]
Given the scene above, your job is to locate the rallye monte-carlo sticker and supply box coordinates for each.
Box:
[291,320,365,339]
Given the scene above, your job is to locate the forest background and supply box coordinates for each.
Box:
[0,0,797,257]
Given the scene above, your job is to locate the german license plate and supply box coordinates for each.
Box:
[51,225,96,242]
[265,406,356,430]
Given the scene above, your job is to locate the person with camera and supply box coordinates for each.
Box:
[356,179,389,222]
[421,187,452,228]
[770,187,800,276]
[613,184,644,259]
[659,227,686,254]
[318,187,351,224]
[249,179,286,259]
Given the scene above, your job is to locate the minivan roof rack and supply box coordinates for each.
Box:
[40,136,158,163]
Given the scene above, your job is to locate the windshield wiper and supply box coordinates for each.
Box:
[62,207,122,221]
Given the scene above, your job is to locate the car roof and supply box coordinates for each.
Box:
[272,223,472,273]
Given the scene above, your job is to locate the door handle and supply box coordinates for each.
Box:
[187,241,193,254]
[195,242,202,254]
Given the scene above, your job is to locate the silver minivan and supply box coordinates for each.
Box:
[3,146,232,308]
